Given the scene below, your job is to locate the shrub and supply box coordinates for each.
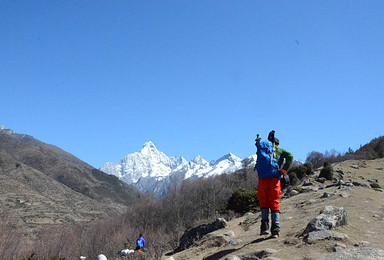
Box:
[303,163,315,175]
[319,161,334,180]
[226,188,259,214]
[288,163,314,180]
[287,172,299,186]
[284,163,314,188]
[288,166,305,180]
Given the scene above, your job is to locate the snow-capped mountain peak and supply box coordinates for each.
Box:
[100,142,254,196]
[140,141,160,156]
[191,155,207,165]
[221,152,239,160]
[142,141,157,150]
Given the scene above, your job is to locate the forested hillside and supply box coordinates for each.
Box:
[306,136,384,168]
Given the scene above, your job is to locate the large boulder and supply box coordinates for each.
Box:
[303,206,347,235]
[177,218,228,251]
[195,234,231,249]
[305,230,349,244]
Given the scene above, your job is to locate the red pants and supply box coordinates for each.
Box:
[257,178,281,211]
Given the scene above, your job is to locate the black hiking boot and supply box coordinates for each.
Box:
[260,220,270,235]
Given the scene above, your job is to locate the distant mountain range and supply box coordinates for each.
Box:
[100,141,256,196]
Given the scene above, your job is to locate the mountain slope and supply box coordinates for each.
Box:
[163,158,384,260]
[0,152,111,231]
[0,126,141,221]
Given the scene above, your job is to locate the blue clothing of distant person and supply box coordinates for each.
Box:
[135,234,145,251]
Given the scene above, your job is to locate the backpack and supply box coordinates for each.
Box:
[256,140,281,179]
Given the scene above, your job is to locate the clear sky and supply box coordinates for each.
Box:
[1,1,383,168]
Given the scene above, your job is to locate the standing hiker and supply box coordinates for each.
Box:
[255,131,293,238]
[135,234,145,252]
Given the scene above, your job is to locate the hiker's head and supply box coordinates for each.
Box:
[274,138,280,146]
[139,233,142,237]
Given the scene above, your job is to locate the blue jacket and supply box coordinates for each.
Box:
[137,236,145,248]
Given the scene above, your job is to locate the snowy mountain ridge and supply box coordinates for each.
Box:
[100,141,256,196]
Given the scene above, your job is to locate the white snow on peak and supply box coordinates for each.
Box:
[101,141,180,184]
[142,141,157,150]
[205,153,243,177]
[247,154,257,162]
[214,153,241,164]
[191,155,208,165]
[100,142,252,195]
[140,141,159,156]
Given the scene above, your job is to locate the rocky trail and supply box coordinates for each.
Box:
[163,158,384,260]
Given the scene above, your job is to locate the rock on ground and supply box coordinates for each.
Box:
[178,218,228,251]
[225,248,278,260]
[315,247,384,260]
[303,206,347,235]
[305,230,349,244]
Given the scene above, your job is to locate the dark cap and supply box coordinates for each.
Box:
[274,138,279,145]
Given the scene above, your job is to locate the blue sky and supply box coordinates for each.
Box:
[1,1,383,168]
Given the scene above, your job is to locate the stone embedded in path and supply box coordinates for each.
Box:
[314,247,384,260]
[354,241,370,247]
[321,192,334,198]
[289,190,299,197]
[222,230,235,238]
[225,256,242,260]
[305,230,349,244]
[316,177,326,183]
[352,181,370,188]
[227,238,243,245]
[333,242,347,252]
[300,186,317,193]
[238,248,278,260]
[225,249,279,260]
[303,206,347,235]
